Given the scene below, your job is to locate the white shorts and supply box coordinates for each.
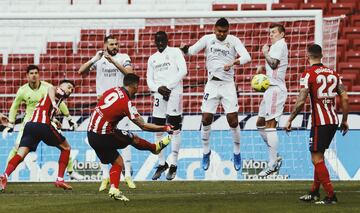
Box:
[201,80,239,114]
[117,116,130,130]
[258,86,287,121]
[152,92,182,118]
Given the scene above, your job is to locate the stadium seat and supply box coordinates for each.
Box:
[212,4,238,11]
[240,4,266,11]
[348,96,360,112]
[300,3,328,15]
[271,3,299,10]
[342,27,360,40]
[80,29,106,41]
[329,3,356,16]
[338,62,360,74]
[352,85,360,92]
[46,42,73,55]
[350,15,360,27]
[40,55,66,64]
[345,50,360,62]
[353,39,360,50]
[8,54,34,64]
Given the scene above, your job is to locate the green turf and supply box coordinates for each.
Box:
[0,181,359,213]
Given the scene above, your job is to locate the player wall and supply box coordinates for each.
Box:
[1,113,359,182]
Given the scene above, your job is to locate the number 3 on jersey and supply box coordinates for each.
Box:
[316,74,337,98]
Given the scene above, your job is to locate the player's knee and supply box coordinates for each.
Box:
[151,117,166,125]
[201,116,213,126]
[256,117,266,127]
[228,120,239,128]
[168,115,182,130]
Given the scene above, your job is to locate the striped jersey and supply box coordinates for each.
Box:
[30,94,62,124]
[300,63,341,126]
[87,87,140,134]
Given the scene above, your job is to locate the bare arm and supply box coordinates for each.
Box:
[131,116,168,132]
[285,88,308,132]
[337,84,349,135]
[262,45,280,70]
[78,50,103,76]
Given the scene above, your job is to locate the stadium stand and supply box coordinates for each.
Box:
[0,0,359,116]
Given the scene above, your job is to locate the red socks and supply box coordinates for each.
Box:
[58,150,70,179]
[109,164,122,188]
[5,154,23,177]
[315,161,334,198]
[311,169,321,193]
[133,137,156,152]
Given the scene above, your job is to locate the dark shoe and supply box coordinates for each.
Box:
[315,194,338,205]
[166,165,177,180]
[152,162,169,180]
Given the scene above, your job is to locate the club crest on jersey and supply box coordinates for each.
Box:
[225,42,230,48]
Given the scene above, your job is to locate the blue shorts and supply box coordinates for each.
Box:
[19,122,66,152]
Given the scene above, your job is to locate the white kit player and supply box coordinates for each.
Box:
[78,35,136,190]
[147,31,187,180]
[256,23,288,177]
[181,18,251,171]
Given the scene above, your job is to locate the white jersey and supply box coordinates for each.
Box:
[188,34,251,82]
[91,53,132,95]
[147,47,187,94]
[265,38,288,91]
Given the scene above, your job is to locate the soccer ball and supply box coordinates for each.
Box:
[251,74,270,92]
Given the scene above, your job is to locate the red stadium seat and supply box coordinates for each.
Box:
[212,4,238,11]
[80,29,106,41]
[348,96,360,112]
[46,42,73,55]
[342,27,360,40]
[353,39,360,51]
[241,4,266,11]
[352,85,360,92]
[329,3,356,16]
[109,29,135,41]
[280,0,303,3]
[345,50,360,62]
[8,54,34,64]
[300,3,328,15]
[338,62,360,74]
[271,3,299,10]
[350,15,360,27]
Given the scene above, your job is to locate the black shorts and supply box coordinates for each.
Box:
[309,124,338,153]
[87,129,134,164]
[19,122,66,152]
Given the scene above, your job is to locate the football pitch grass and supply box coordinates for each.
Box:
[0,181,359,213]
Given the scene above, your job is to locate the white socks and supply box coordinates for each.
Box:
[257,126,268,144]
[265,128,279,168]
[122,146,132,178]
[201,124,211,154]
[230,125,241,155]
[155,132,166,165]
[170,130,181,165]
[100,163,109,179]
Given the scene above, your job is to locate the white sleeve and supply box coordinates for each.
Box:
[234,37,251,65]
[166,49,188,90]
[269,43,283,60]
[188,35,207,55]
[121,54,132,67]
[146,58,159,92]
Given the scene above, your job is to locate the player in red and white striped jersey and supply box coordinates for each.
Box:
[0,80,75,192]
[285,44,349,204]
[87,73,173,201]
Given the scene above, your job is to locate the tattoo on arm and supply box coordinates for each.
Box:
[265,55,280,70]
[132,116,145,128]
[289,88,309,122]
[336,83,346,95]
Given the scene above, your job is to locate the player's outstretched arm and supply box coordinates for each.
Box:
[78,50,104,76]
[262,44,280,70]
[337,84,349,135]
[104,51,133,75]
[131,116,173,133]
[285,88,308,132]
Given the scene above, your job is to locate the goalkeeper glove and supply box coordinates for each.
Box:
[67,116,78,131]
[2,123,14,139]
